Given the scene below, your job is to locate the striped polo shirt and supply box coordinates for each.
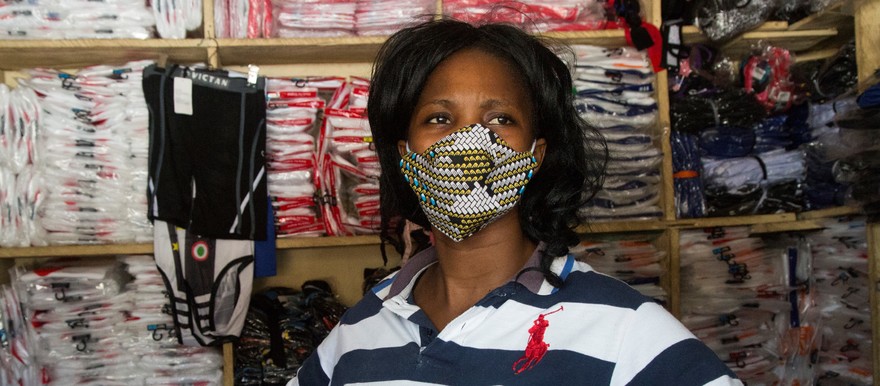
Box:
[289,244,742,386]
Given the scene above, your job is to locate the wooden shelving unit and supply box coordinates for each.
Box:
[0,39,211,69]
[1,1,877,385]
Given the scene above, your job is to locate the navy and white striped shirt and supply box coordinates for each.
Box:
[290,244,742,385]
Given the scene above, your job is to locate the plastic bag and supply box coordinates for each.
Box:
[693,0,773,42]
[443,0,608,32]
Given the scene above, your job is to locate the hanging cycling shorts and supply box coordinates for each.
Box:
[143,64,268,240]
[153,220,254,346]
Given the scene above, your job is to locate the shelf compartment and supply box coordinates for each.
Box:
[0,39,211,70]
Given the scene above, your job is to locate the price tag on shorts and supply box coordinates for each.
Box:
[173,77,193,116]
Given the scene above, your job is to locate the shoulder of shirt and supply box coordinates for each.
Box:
[535,255,657,311]
[335,270,401,326]
[369,269,401,298]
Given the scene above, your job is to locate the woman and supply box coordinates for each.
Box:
[290,19,742,385]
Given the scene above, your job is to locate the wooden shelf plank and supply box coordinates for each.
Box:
[672,213,798,228]
[682,24,839,56]
[578,220,668,234]
[214,30,628,65]
[0,243,153,259]
[275,235,382,249]
[215,36,387,65]
[749,219,827,234]
[724,28,839,52]
[0,208,861,258]
[856,0,880,90]
[0,235,382,259]
[223,343,234,386]
[869,223,880,385]
[0,39,211,70]
[798,205,862,220]
[541,29,628,46]
[680,21,789,39]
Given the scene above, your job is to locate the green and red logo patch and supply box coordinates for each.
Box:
[191,241,210,261]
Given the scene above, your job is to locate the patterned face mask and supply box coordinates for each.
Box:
[400,123,538,241]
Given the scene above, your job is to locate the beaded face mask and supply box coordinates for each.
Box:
[400,124,537,241]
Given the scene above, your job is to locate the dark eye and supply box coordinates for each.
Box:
[427,115,451,124]
[488,115,513,125]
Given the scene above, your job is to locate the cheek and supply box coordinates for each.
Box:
[405,131,451,154]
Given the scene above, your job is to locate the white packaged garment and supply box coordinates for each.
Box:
[702,149,807,193]
[0,285,38,386]
[571,45,663,222]
[677,227,826,385]
[8,257,223,385]
[121,255,223,380]
[318,106,381,236]
[442,0,607,33]
[6,86,40,174]
[0,84,45,247]
[272,0,357,37]
[354,0,434,36]
[0,168,20,248]
[20,60,153,246]
[152,0,202,39]
[227,0,433,37]
[573,238,668,302]
[12,261,126,310]
[0,0,156,39]
[809,218,872,384]
[265,78,331,237]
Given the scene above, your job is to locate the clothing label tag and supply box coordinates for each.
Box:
[173,77,193,116]
[247,65,260,86]
[777,91,791,103]
[751,66,766,82]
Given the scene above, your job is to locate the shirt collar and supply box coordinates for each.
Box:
[383,242,550,301]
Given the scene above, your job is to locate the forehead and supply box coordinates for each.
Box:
[419,48,531,103]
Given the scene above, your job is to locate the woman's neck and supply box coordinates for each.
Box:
[414,210,537,331]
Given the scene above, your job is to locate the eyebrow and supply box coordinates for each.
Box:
[418,99,512,109]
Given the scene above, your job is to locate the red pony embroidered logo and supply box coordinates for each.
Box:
[512,305,564,374]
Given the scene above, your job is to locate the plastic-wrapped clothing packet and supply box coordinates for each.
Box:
[694,0,773,42]
[266,79,324,237]
[443,0,608,33]
[702,149,806,193]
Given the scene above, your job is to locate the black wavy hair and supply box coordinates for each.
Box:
[367,18,607,285]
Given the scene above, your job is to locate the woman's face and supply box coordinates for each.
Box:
[402,48,543,154]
